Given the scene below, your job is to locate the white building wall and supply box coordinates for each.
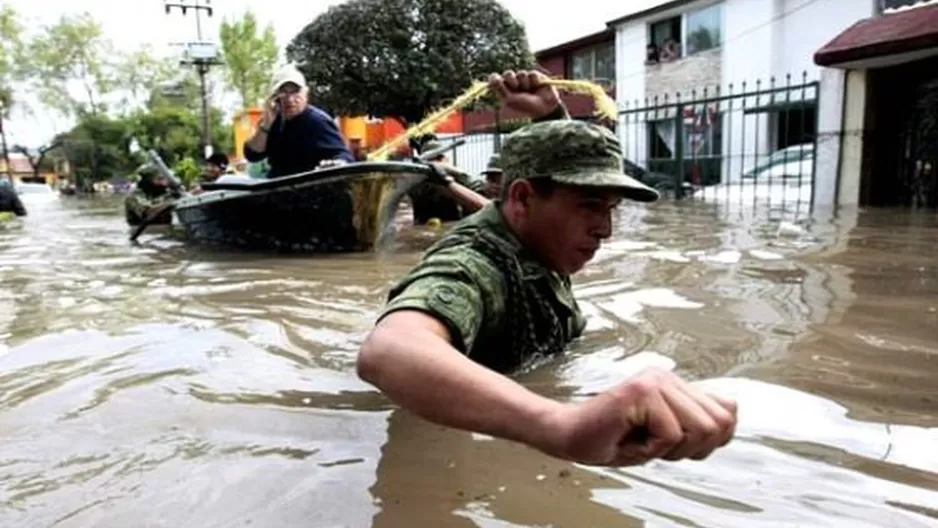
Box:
[812,67,846,211]
[615,22,648,166]
[611,0,878,201]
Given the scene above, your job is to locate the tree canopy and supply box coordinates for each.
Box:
[285,0,535,124]
[219,9,280,109]
[0,7,274,186]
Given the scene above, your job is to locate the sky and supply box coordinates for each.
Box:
[3,0,662,148]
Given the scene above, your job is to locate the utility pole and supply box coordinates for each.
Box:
[164,0,222,160]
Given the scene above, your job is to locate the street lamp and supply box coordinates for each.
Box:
[163,0,222,160]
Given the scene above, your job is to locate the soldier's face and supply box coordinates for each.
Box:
[484,172,501,196]
[518,183,620,274]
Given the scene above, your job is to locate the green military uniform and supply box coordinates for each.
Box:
[379,120,660,374]
[124,165,176,226]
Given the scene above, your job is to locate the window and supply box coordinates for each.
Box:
[570,43,616,84]
[650,16,681,48]
[685,3,723,55]
[645,2,724,64]
[646,106,723,159]
[648,16,681,63]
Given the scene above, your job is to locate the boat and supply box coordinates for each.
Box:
[171,160,432,252]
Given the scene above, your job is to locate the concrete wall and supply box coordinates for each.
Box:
[612,0,878,197]
[645,48,722,99]
[812,67,846,211]
[616,22,649,164]
[836,69,868,207]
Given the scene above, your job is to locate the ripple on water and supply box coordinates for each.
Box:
[1,196,937,527]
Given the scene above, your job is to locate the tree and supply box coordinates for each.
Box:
[285,0,535,125]
[53,115,134,187]
[11,142,62,181]
[26,12,116,118]
[219,9,279,109]
[112,47,178,112]
[0,5,26,180]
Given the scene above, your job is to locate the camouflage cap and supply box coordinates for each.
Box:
[499,120,659,203]
[482,153,502,174]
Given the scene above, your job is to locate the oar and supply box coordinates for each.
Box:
[129,201,176,242]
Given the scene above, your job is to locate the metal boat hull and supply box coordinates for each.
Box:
[172,161,428,252]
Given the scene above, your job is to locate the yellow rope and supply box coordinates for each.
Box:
[367,78,617,162]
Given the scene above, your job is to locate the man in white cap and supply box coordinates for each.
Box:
[243,64,354,178]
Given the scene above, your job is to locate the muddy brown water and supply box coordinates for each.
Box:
[1,193,936,527]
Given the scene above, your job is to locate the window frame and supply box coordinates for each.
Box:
[568,42,616,85]
[645,1,724,63]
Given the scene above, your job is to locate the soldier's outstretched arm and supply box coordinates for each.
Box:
[358,248,738,467]
[358,309,562,452]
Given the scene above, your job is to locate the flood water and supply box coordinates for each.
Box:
[1,192,937,527]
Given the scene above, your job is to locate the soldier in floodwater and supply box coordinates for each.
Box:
[359,69,738,470]
[124,165,178,226]
[408,139,487,225]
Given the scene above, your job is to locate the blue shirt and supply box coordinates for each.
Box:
[244,105,354,178]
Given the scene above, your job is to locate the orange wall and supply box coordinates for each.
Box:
[233,108,264,160]
[233,108,465,155]
[341,112,464,150]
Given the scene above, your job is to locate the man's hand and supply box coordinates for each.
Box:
[535,367,738,466]
[488,70,562,120]
[259,96,280,130]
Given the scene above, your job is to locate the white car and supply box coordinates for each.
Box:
[742,143,814,181]
[14,181,55,195]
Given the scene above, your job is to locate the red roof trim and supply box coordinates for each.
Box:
[814,3,938,67]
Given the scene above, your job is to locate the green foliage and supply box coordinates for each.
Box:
[54,114,136,183]
[50,105,233,183]
[25,12,116,118]
[285,0,535,124]
[172,156,202,187]
[112,47,178,112]
[0,4,25,117]
[219,9,279,109]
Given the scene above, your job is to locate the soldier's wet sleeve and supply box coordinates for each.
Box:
[378,249,488,354]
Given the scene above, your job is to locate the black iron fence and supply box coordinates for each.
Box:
[427,73,820,211]
[618,72,819,209]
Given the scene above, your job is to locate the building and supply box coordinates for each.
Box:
[462,29,616,133]
[813,0,938,209]
[0,152,60,186]
[609,0,876,193]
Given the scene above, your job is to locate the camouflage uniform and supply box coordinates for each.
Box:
[379,120,659,373]
[124,166,176,226]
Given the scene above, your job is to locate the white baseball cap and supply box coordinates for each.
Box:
[269,64,307,96]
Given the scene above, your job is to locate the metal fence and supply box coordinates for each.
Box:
[430,73,819,214]
[618,72,819,212]
[434,132,499,177]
